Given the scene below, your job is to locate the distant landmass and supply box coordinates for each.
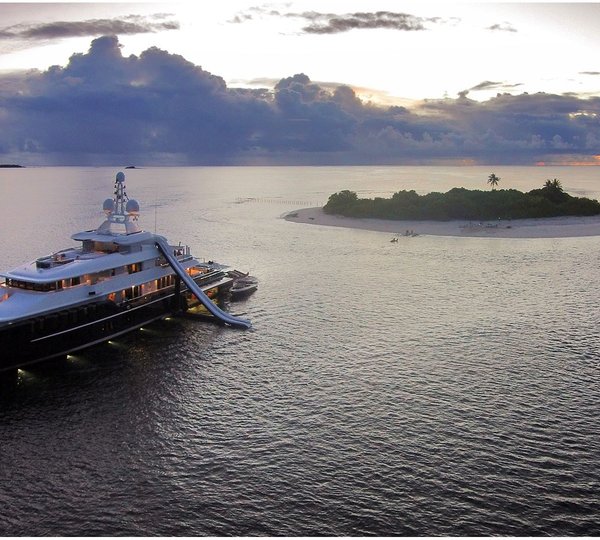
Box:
[0,164,24,168]
[324,180,600,221]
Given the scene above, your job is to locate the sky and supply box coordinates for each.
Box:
[0,1,599,166]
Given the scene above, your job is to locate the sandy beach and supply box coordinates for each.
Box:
[284,207,600,238]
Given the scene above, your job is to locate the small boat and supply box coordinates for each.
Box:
[228,270,258,299]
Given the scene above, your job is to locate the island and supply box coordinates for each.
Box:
[0,164,24,168]
[285,179,600,239]
[324,180,600,221]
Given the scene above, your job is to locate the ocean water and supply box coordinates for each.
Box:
[0,166,599,535]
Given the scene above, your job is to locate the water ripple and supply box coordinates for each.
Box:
[2,168,600,535]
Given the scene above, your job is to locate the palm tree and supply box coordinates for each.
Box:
[542,178,566,203]
[487,173,500,190]
[545,178,563,192]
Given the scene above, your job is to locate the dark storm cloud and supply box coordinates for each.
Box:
[230,7,452,34]
[0,14,178,41]
[0,36,598,165]
[415,92,600,162]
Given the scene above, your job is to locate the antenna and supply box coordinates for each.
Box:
[102,172,141,234]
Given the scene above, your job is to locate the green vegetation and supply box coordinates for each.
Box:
[324,179,600,221]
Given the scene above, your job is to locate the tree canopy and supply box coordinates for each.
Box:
[324,180,600,221]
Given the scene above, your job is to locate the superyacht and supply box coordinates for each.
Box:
[0,171,251,372]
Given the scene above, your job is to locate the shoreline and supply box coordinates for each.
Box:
[284,207,600,238]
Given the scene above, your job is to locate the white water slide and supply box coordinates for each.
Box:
[155,238,252,329]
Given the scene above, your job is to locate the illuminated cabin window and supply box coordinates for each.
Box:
[6,273,94,292]
[62,276,82,288]
[157,275,175,289]
[187,267,204,276]
[119,276,176,301]
[123,284,144,301]
[127,263,142,274]
[33,272,174,308]
[6,279,60,292]
[94,241,118,253]
[81,240,117,253]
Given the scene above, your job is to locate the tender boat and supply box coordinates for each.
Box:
[0,171,251,373]
[228,270,259,299]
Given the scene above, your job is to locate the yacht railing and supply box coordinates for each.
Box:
[157,243,192,266]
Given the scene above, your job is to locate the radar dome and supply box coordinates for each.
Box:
[126,199,140,215]
[103,198,115,214]
[116,171,125,183]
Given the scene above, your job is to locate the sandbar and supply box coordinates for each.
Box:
[284,207,600,238]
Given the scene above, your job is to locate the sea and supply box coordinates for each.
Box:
[0,166,599,536]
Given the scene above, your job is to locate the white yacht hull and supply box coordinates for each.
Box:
[0,275,232,372]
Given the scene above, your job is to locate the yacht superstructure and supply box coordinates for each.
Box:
[0,171,250,372]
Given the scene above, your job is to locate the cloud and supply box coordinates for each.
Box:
[230,7,452,34]
[229,5,284,24]
[580,71,600,76]
[414,92,600,162]
[471,81,506,92]
[296,11,429,34]
[0,36,599,165]
[0,14,178,42]
[458,80,524,98]
[487,22,517,32]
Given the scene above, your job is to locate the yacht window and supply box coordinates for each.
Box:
[6,278,59,292]
[97,270,112,281]
[123,285,143,300]
[157,274,175,289]
[94,241,118,253]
